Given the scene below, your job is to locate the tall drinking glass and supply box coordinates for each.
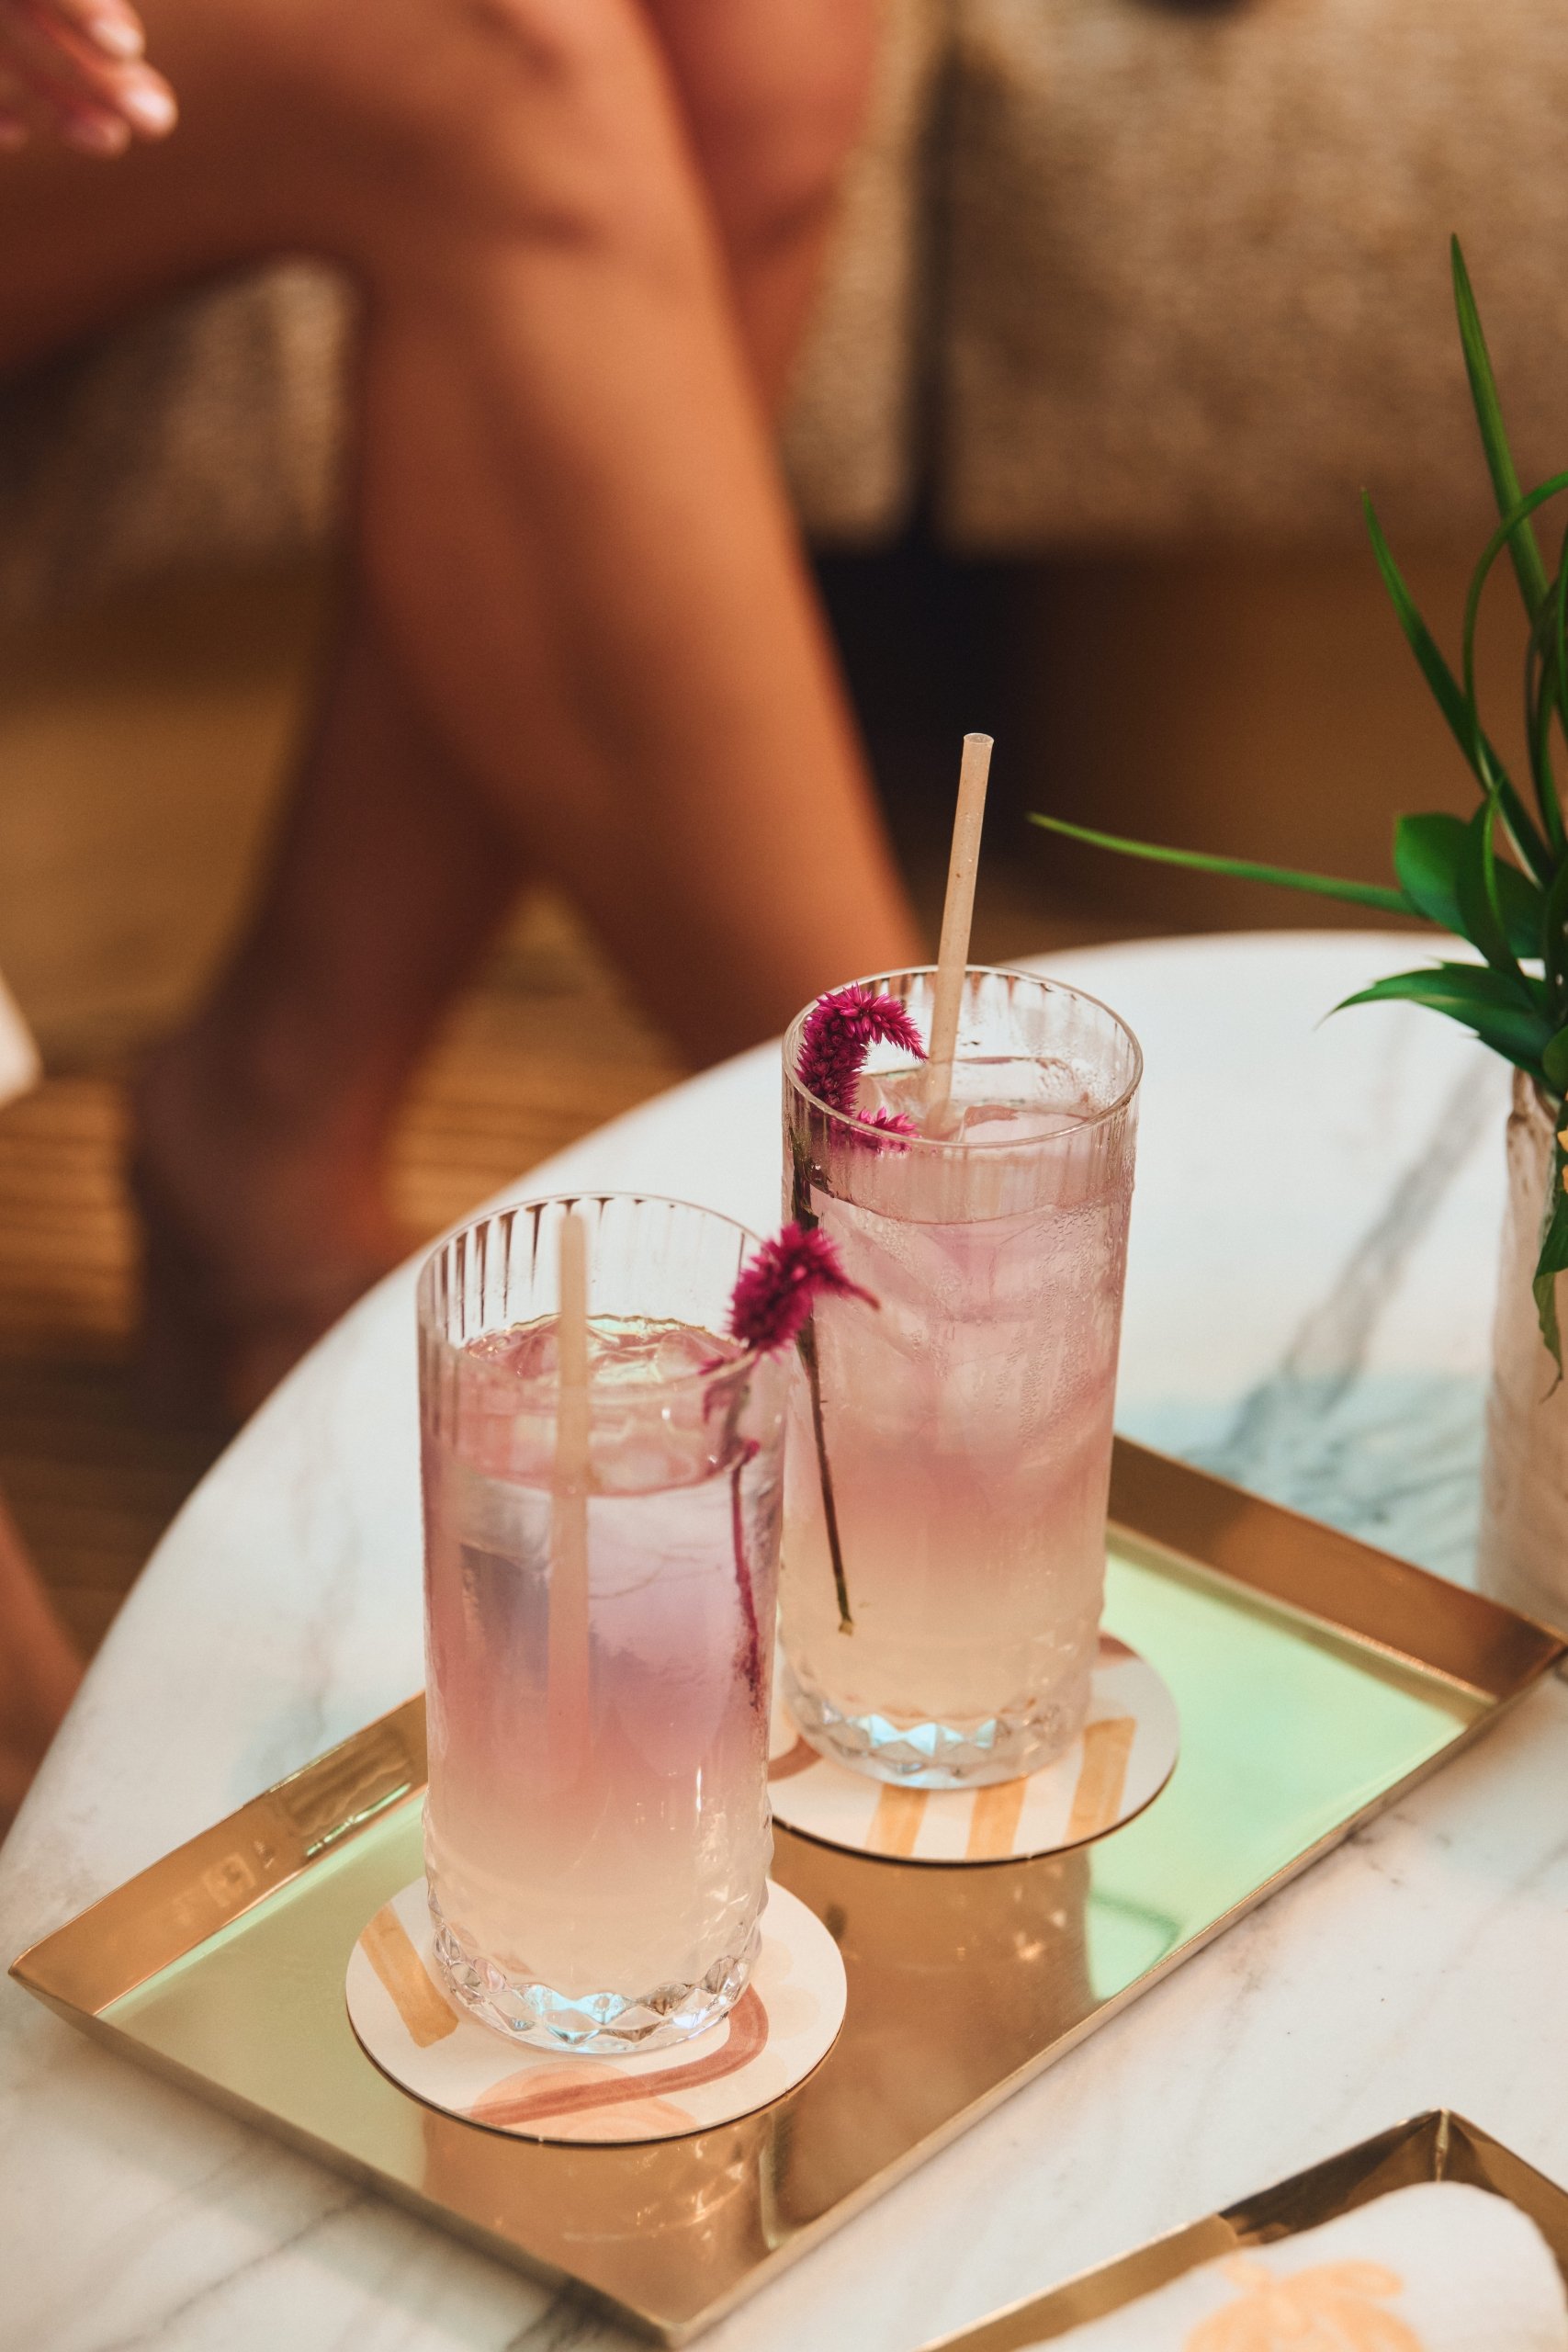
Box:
[780,967,1141,1788]
[419,1194,788,2052]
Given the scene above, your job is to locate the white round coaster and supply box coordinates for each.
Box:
[346,1877,846,2143]
[768,1634,1179,1864]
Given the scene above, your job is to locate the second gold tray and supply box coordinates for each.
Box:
[920,2109,1568,2347]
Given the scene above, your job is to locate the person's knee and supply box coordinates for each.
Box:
[652,3,878,267]
[310,0,706,283]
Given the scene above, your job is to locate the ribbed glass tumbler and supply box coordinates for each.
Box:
[420,1193,788,2052]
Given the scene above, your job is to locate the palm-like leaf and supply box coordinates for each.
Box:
[1393,812,1543,958]
[1451,235,1551,619]
[1535,1143,1568,1371]
[1025,815,1413,914]
[1335,963,1553,1076]
[1545,857,1568,1017]
[1363,495,1551,881]
[1454,806,1548,1010]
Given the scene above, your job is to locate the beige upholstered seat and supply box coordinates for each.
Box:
[932,0,1568,552]
[4,0,1565,602]
[0,262,348,624]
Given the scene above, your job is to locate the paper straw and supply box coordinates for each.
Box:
[927,732,993,1128]
[547,1207,592,1779]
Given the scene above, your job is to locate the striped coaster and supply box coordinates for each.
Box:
[767,1634,1179,1864]
[346,1877,845,2143]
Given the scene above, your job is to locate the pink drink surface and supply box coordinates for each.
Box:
[423,1317,779,2009]
[781,1058,1134,1777]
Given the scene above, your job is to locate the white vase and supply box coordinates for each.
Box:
[1477,1070,1568,1629]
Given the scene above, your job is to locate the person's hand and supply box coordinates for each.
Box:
[0,0,175,155]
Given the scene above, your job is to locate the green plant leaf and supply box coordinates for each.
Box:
[1500,861,1550,962]
[1026,814,1416,914]
[1452,235,1551,619]
[1454,804,1548,1007]
[1461,473,1568,735]
[1336,962,1553,1074]
[1364,494,1551,883]
[1365,496,1489,752]
[1535,532,1568,853]
[1392,810,1543,958]
[1527,626,1564,858]
[1392,813,1466,933]
[1542,1029,1568,1094]
[1534,1128,1568,1372]
[1545,857,1568,1016]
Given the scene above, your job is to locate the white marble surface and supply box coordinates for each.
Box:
[4,930,1557,2352]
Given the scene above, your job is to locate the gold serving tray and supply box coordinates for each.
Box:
[920,2109,1568,2347]
[11,1441,1563,2344]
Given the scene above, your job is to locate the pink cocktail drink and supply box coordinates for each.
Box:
[781,969,1140,1787]
[419,1197,787,2052]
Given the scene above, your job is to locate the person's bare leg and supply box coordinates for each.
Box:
[136,0,890,1397]
[136,0,901,1410]
[0,1490,81,1835]
[132,614,526,1410]
[0,1,917,1027]
[340,17,916,1057]
[0,0,918,1405]
[643,0,879,402]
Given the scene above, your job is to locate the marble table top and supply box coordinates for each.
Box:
[4,929,1558,2352]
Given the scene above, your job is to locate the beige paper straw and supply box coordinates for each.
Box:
[547,1206,592,1780]
[927,732,993,1129]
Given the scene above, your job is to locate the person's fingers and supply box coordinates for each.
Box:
[0,33,131,152]
[40,0,145,62]
[0,0,174,141]
[10,0,140,70]
[105,62,173,134]
[59,104,132,153]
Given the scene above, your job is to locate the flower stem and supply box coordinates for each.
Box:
[728,1441,763,1699]
[795,1317,853,1632]
[788,1137,855,1631]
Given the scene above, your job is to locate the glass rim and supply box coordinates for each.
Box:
[783,963,1145,1152]
[416,1191,773,1400]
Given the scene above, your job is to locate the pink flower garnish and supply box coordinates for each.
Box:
[728,1223,876,1355]
[861,1107,919,1141]
[795,983,925,1118]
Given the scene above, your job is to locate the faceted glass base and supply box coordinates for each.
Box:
[784,1661,1088,1789]
[429,1889,760,2054]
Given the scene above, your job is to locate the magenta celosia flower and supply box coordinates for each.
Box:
[795,983,925,1118]
[861,1107,919,1141]
[728,1222,876,1355]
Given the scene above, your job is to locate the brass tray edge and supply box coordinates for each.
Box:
[11,1973,929,2348]
[660,1682,1568,2335]
[816,1665,1554,2222]
[8,1702,430,2015]
[1109,1438,1568,1698]
[728,1663,1568,2329]
[1107,1521,1496,1709]
[17,1993,633,2336]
